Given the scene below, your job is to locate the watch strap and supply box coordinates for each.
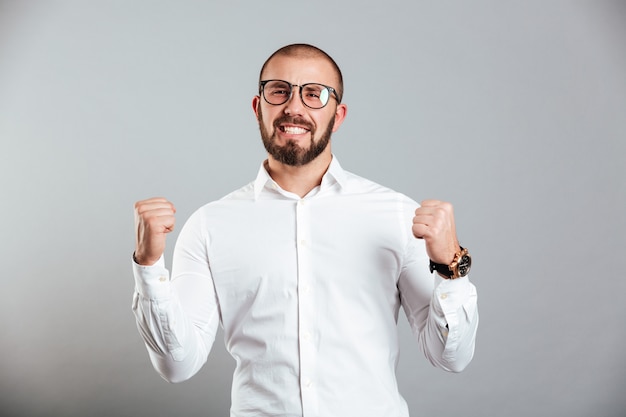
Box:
[429,246,470,279]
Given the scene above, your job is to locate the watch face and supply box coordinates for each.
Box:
[458,255,471,276]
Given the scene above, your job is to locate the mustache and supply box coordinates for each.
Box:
[273,116,314,131]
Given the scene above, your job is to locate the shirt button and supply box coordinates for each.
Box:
[300,239,307,247]
[440,293,448,300]
[159,276,167,283]
[303,332,311,341]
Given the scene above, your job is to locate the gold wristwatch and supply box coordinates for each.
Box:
[429,247,472,279]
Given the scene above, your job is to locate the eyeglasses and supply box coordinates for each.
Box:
[259,79,340,109]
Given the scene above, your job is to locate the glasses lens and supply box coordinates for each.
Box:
[263,80,291,105]
[302,84,330,109]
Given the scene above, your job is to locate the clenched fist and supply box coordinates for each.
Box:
[412,199,461,265]
[134,197,176,266]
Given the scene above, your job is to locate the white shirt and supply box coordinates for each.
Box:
[132,157,478,417]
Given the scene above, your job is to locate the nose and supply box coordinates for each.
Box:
[283,87,305,116]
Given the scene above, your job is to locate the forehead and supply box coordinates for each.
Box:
[262,55,339,87]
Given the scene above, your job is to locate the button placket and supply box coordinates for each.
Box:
[295,198,319,416]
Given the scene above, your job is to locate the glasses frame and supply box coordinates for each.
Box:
[259,79,340,109]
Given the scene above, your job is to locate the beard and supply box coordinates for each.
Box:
[257,106,334,167]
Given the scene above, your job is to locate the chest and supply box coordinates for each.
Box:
[204,197,408,324]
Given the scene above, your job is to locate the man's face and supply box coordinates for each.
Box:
[253,55,347,167]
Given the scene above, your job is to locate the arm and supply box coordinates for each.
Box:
[399,200,479,372]
[132,198,220,383]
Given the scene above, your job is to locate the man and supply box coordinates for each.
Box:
[132,44,478,417]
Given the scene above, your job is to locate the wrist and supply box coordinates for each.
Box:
[133,251,159,266]
[429,246,472,279]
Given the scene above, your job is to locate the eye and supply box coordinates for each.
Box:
[302,84,330,107]
[266,82,291,97]
[269,88,289,96]
[303,86,322,99]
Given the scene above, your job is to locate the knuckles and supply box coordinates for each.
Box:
[134,199,176,233]
[412,200,456,236]
[440,201,454,214]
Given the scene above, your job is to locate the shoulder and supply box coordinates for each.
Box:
[342,170,418,207]
[186,181,256,221]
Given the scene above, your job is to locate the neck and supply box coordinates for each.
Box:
[266,151,332,198]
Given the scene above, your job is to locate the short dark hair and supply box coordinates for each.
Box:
[259,43,344,103]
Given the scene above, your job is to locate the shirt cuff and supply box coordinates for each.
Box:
[433,275,476,327]
[132,254,171,300]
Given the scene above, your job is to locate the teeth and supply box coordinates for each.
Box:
[283,126,308,134]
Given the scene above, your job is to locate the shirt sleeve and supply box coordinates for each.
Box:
[397,207,479,373]
[131,208,221,383]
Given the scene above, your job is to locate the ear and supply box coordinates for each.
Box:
[331,103,348,132]
[252,96,261,119]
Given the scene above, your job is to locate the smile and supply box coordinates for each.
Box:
[279,125,310,135]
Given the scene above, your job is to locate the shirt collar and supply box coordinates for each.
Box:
[253,155,347,200]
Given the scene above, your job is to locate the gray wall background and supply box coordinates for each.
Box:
[1,1,625,416]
